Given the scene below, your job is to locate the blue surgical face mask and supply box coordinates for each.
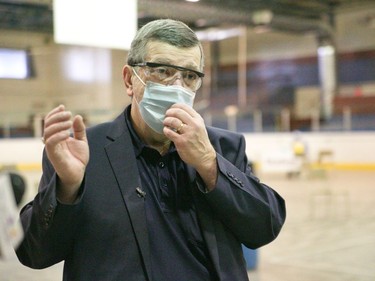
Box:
[132,69,195,134]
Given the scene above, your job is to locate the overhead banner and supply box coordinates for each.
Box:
[53,0,137,50]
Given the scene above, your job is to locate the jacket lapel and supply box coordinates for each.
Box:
[104,113,152,280]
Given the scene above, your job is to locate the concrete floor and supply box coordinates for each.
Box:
[1,170,374,281]
[248,169,375,281]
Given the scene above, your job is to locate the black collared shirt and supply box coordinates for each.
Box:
[125,107,217,281]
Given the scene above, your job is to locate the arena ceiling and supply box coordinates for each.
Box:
[0,0,374,34]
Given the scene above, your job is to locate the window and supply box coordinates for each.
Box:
[0,48,34,79]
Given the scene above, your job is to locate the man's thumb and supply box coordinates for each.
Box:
[73,115,86,141]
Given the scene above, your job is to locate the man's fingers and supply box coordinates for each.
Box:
[44,110,72,128]
[163,116,185,132]
[44,104,65,120]
[169,103,197,117]
[73,115,86,141]
[45,130,71,147]
[42,105,86,146]
[43,120,72,144]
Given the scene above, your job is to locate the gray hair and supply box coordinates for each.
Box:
[127,19,204,69]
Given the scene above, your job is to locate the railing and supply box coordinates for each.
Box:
[1,106,375,138]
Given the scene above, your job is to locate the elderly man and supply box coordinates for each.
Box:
[16,19,286,281]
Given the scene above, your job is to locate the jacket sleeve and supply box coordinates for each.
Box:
[15,150,84,269]
[199,131,286,249]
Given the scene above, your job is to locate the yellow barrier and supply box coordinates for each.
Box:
[309,162,375,171]
[253,161,375,173]
[0,163,42,172]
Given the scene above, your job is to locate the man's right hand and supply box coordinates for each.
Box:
[43,105,89,204]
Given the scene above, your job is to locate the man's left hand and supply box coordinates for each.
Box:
[163,103,217,190]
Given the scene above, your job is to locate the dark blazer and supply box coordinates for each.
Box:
[16,109,286,281]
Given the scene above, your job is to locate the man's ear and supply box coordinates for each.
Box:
[122,65,133,97]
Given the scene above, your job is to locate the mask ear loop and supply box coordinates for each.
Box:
[132,68,146,86]
[131,67,146,106]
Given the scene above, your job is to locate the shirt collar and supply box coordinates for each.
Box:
[124,105,176,158]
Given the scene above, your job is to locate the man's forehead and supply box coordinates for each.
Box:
[145,41,202,67]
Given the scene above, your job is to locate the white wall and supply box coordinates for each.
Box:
[0,30,129,127]
[243,132,375,173]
